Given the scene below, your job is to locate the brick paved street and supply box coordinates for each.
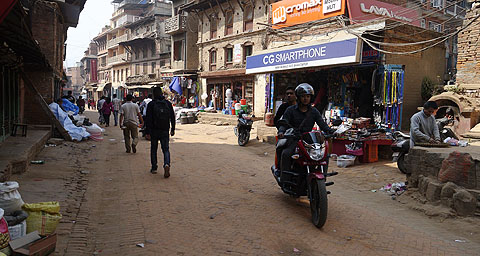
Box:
[16,111,480,255]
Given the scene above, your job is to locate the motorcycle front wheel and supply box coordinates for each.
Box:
[310,179,328,228]
[237,131,250,146]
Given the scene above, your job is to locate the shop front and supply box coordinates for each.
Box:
[200,69,254,114]
[246,28,405,162]
[160,69,199,108]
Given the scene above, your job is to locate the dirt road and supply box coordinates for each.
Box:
[15,110,480,255]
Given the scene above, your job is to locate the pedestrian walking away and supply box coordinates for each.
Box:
[65,91,75,104]
[119,94,144,153]
[112,94,122,126]
[102,97,114,127]
[77,96,86,114]
[145,87,175,177]
[97,96,106,125]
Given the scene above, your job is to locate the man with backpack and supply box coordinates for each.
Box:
[145,87,176,177]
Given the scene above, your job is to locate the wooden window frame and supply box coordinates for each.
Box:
[209,50,217,71]
[243,5,253,32]
[210,18,218,39]
[225,47,233,68]
[225,10,233,36]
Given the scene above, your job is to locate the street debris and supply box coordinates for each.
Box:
[30,160,44,164]
[136,243,145,248]
[293,248,301,253]
[455,239,466,243]
[264,152,268,156]
[371,190,377,192]
[80,170,90,175]
[45,143,56,147]
[346,236,352,241]
[109,139,116,141]
[380,182,407,196]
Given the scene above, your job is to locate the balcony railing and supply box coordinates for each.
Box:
[107,53,128,66]
[165,15,187,35]
[445,2,466,18]
[107,34,129,49]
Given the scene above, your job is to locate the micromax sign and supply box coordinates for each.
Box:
[271,0,345,28]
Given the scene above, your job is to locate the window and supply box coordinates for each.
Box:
[143,63,148,73]
[135,50,139,60]
[421,18,426,28]
[160,59,166,67]
[225,11,233,36]
[126,68,129,78]
[151,62,156,73]
[174,40,183,61]
[421,0,427,4]
[135,64,140,75]
[210,18,217,39]
[209,50,217,71]
[429,21,442,32]
[431,0,443,8]
[244,5,253,32]
[142,47,147,59]
[151,44,156,57]
[243,45,253,63]
[121,69,124,81]
[225,47,233,68]
[113,70,115,82]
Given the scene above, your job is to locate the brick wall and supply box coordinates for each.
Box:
[456,6,480,85]
[23,71,54,125]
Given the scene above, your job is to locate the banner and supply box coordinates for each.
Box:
[347,0,421,27]
[271,0,345,29]
[246,38,361,74]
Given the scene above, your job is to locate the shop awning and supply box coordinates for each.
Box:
[112,82,127,89]
[127,85,155,89]
[245,21,385,74]
[96,84,105,92]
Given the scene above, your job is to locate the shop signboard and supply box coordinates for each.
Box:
[347,0,421,27]
[361,43,380,63]
[233,44,242,63]
[246,38,361,74]
[271,0,345,29]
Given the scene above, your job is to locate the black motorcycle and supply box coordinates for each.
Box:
[234,110,254,146]
[391,131,411,174]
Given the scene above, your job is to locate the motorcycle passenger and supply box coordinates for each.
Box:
[277,83,334,176]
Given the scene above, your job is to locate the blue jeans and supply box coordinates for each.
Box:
[113,110,119,126]
[150,130,170,169]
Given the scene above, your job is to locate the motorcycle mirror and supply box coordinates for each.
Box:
[252,115,255,118]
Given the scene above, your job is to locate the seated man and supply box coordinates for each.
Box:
[277,83,334,176]
[410,101,440,146]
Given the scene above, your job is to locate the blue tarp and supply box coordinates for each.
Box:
[61,98,79,115]
[49,103,90,141]
[169,76,182,95]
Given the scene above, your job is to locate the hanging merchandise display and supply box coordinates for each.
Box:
[376,65,404,131]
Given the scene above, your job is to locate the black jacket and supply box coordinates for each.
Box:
[274,102,291,128]
[278,105,333,134]
[145,96,175,134]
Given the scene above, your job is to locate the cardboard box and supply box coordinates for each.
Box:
[9,231,57,256]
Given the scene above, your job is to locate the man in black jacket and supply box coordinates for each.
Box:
[145,87,176,177]
[277,83,334,176]
[274,86,296,127]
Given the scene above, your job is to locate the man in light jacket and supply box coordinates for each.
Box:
[410,101,440,146]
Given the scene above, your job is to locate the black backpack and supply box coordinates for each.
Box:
[152,99,170,130]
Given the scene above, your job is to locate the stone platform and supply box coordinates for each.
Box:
[0,128,51,181]
[405,145,480,216]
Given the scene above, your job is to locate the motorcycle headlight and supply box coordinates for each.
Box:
[307,143,325,161]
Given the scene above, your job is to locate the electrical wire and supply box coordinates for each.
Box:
[343,12,480,55]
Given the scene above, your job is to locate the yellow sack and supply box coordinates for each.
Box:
[22,202,62,236]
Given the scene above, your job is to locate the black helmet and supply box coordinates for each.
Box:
[295,83,314,99]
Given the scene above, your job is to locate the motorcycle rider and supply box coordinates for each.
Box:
[277,83,334,177]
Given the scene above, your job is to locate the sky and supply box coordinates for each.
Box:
[64,0,114,68]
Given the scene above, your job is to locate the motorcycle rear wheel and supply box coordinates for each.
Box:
[310,179,328,228]
[397,153,410,174]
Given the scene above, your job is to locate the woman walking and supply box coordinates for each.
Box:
[101,97,114,127]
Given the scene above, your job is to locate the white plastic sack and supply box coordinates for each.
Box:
[337,155,356,168]
[85,123,104,134]
[0,182,24,215]
[8,220,26,240]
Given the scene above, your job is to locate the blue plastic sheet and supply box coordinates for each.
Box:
[49,103,90,141]
[61,98,79,115]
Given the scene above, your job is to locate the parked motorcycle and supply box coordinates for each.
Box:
[234,110,254,146]
[271,127,337,228]
[391,131,411,174]
[436,116,458,141]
